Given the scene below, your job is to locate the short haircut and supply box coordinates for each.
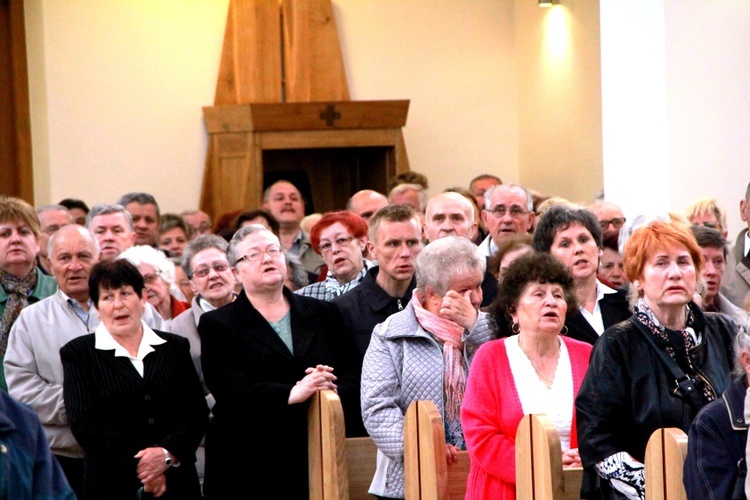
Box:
[233,209,280,236]
[415,236,486,296]
[623,220,704,287]
[118,245,176,286]
[86,204,134,230]
[532,204,603,253]
[309,211,368,255]
[116,192,160,217]
[388,171,429,192]
[89,259,145,305]
[483,183,533,211]
[58,198,90,214]
[488,251,578,339]
[158,213,193,239]
[746,181,750,201]
[388,183,428,212]
[690,225,727,259]
[469,174,502,189]
[488,233,533,276]
[0,196,41,237]
[36,204,70,216]
[368,204,420,244]
[181,234,229,278]
[227,224,279,267]
[684,197,727,232]
[48,224,99,260]
[263,180,303,203]
[443,187,480,211]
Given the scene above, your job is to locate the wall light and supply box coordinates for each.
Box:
[539,0,558,6]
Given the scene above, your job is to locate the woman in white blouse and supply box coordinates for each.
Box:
[461,251,593,499]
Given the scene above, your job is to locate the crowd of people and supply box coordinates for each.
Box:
[1,173,750,499]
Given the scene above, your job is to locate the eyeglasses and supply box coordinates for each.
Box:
[599,217,626,230]
[693,221,719,230]
[486,205,529,219]
[142,271,162,285]
[236,244,284,264]
[318,235,355,254]
[191,262,230,279]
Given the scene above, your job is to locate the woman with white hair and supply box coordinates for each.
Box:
[360,236,492,500]
[119,245,189,321]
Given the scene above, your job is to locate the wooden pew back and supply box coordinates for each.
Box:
[308,390,378,500]
[403,400,471,499]
[515,413,583,499]
[644,427,688,500]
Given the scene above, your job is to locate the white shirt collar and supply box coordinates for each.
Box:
[94,320,166,360]
[744,231,750,257]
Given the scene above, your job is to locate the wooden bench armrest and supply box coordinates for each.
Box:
[645,427,688,500]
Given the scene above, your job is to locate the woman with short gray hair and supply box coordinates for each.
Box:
[361,236,491,500]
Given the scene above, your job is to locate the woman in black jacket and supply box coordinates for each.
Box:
[575,220,738,499]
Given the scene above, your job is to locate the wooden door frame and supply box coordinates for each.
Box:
[0,0,33,201]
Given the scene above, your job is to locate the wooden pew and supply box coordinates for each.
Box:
[308,390,378,500]
[515,414,583,499]
[644,427,688,500]
[403,400,471,499]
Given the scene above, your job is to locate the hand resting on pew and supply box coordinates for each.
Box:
[289,364,338,404]
[562,447,582,468]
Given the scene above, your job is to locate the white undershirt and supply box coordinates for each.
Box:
[579,280,618,336]
[506,335,574,450]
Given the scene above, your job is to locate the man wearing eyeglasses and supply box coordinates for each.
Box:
[588,200,626,242]
[478,184,535,258]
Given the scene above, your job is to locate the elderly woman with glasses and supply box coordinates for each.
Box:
[118,245,190,321]
[295,211,372,301]
[197,224,362,500]
[533,205,632,346]
[168,234,237,490]
[575,220,738,499]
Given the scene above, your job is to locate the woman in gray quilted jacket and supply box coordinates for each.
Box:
[360,236,493,500]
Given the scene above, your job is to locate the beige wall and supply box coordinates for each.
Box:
[25,0,750,235]
[27,0,523,212]
[515,0,603,206]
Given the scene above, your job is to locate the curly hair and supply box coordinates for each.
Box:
[488,252,578,339]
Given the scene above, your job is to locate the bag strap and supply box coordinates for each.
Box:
[631,319,700,400]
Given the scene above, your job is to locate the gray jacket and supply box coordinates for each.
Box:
[360,302,492,498]
[721,229,750,308]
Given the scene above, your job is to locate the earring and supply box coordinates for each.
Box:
[511,322,520,334]
[560,325,568,336]
[633,280,640,288]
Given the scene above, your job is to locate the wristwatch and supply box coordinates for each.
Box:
[163,448,172,468]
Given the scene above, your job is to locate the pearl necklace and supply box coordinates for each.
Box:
[518,336,561,389]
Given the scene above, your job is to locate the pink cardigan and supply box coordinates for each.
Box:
[461,336,592,500]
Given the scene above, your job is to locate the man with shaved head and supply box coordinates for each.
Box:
[424,192,497,306]
[346,189,389,224]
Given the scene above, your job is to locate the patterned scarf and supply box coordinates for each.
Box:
[411,290,467,421]
[323,260,372,298]
[633,298,716,402]
[0,267,37,356]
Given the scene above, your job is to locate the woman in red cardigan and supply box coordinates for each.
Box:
[461,252,592,499]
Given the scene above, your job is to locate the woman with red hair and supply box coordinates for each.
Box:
[576,220,739,499]
[295,211,373,301]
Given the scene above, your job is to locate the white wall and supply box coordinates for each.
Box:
[27,0,518,212]
[601,0,750,239]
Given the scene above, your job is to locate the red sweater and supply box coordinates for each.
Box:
[461,336,592,500]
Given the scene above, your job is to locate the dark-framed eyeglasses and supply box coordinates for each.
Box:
[599,217,626,230]
[317,235,355,254]
[486,205,529,219]
[191,262,230,279]
[236,244,284,264]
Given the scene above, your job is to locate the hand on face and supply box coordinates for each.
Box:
[439,289,480,331]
